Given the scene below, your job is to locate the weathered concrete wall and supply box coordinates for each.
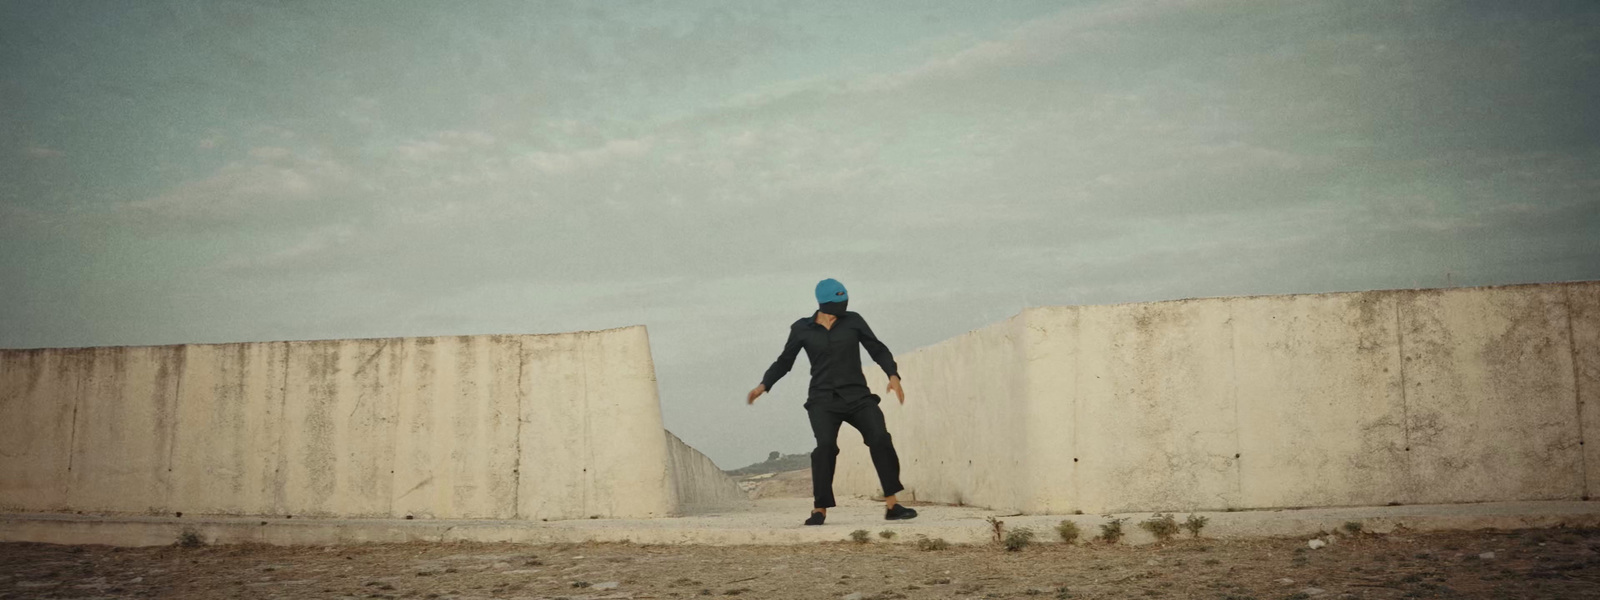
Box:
[1228,292,1408,509]
[664,431,750,513]
[838,282,1598,515]
[0,326,710,521]
[836,314,1031,510]
[1397,286,1584,505]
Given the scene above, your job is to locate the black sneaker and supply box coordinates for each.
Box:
[885,504,918,521]
[804,511,826,526]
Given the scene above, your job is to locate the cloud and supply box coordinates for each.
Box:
[396,140,451,161]
[0,204,46,232]
[855,1,1192,93]
[438,130,494,146]
[123,147,353,227]
[217,224,358,273]
[517,136,653,175]
[247,146,293,160]
[197,130,224,150]
[25,146,64,159]
[395,130,496,161]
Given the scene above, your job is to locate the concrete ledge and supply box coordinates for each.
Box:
[4,499,1597,548]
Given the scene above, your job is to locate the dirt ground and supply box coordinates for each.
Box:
[3,527,1598,600]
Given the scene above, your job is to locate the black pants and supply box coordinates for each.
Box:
[808,397,904,509]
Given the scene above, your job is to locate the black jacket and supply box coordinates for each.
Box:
[761,311,899,407]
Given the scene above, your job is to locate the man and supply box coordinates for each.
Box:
[746,278,917,525]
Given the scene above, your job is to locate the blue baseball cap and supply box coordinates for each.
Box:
[815,278,848,304]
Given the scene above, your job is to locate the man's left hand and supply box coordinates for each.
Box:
[886,375,905,404]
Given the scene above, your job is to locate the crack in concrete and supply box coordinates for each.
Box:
[346,341,390,420]
[352,340,389,377]
[65,368,80,475]
[164,347,185,502]
[1394,297,1413,497]
[1071,310,1081,512]
[1227,302,1243,507]
[581,333,594,518]
[272,342,292,513]
[396,475,433,500]
[512,337,526,519]
[1565,286,1589,499]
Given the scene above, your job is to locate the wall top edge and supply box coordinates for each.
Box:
[891,311,1030,362]
[1019,279,1598,315]
[887,280,1596,361]
[0,324,649,353]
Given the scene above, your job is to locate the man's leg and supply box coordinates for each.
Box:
[842,402,904,501]
[807,407,846,513]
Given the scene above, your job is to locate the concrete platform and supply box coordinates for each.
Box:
[3,498,1597,548]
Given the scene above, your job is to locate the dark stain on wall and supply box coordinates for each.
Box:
[300,342,338,513]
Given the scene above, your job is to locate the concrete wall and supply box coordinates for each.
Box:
[664,431,751,513]
[1,326,737,521]
[833,313,1032,510]
[837,282,1599,515]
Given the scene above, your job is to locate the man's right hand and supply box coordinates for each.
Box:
[746,384,766,405]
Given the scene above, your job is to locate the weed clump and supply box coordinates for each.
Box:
[1003,527,1036,552]
[1183,514,1209,538]
[176,529,205,548]
[915,535,950,551]
[986,515,1006,543]
[1056,520,1081,544]
[1140,513,1180,542]
[849,529,871,544]
[1343,521,1363,535]
[878,530,896,540]
[1098,517,1127,544]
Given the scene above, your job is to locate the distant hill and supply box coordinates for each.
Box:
[726,451,812,476]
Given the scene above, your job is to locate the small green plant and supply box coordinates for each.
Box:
[1003,527,1036,551]
[1183,514,1209,538]
[878,530,896,540]
[1056,520,1081,544]
[1343,521,1363,535]
[915,535,950,551]
[1139,513,1180,542]
[849,529,871,544]
[1098,517,1127,544]
[176,529,204,548]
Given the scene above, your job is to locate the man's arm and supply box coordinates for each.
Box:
[759,326,804,392]
[856,317,899,380]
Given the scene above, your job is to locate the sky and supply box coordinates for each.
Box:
[3,0,1598,470]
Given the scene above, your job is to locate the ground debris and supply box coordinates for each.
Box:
[2,528,1598,599]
